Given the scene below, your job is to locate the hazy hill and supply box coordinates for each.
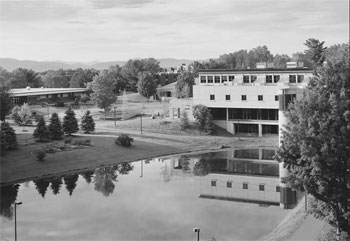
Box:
[0,58,199,72]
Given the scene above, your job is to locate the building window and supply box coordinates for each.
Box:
[258,95,263,101]
[259,184,265,191]
[289,75,296,83]
[227,181,232,188]
[226,95,231,101]
[221,76,227,82]
[251,75,257,83]
[266,75,272,83]
[241,95,247,101]
[243,75,250,83]
[275,95,279,101]
[274,75,280,83]
[208,76,213,83]
[243,183,248,189]
[200,76,206,83]
[229,75,235,82]
[276,186,281,192]
[214,76,220,83]
[210,95,215,101]
[297,75,304,83]
[211,180,217,187]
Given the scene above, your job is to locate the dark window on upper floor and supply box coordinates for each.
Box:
[227,181,232,188]
[266,75,272,83]
[208,76,213,83]
[221,76,227,82]
[289,75,296,83]
[210,95,215,101]
[258,95,263,101]
[274,75,280,83]
[214,76,220,83]
[241,95,247,101]
[243,75,250,83]
[229,75,235,82]
[211,180,217,187]
[200,76,206,83]
[251,75,257,83]
[226,95,231,101]
[243,183,248,189]
[275,95,279,101]
[276,186,281,192]
[259,184,265,191]
[297,75,304,83]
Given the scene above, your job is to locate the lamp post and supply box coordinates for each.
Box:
[14,201,22,241]
[193,228,200,241]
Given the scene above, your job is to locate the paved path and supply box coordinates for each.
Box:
[289,215,326,241]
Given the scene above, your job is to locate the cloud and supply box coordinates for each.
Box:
[89,0,154,9]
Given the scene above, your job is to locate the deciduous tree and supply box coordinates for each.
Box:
[276,50,350,236]
[137,73,157,99]
[91,70,117,120]
[175,71,195,98]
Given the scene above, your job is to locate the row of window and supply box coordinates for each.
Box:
[211,180,281,192]
[210,94,279,101]
[200,74,305,84]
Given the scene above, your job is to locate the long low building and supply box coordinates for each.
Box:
[10,87,88,105]
[192,62,313,136]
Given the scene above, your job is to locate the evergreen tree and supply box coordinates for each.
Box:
[48,113,63,140]
[33,116,49,142]
[304,38,327,74]
[62,106,79,136]
[0,122,18,152]
[81,110,95,134]
[0,84,13,121]
[50,178,63,195]
[34,179,50,198]
[63,174,79,196]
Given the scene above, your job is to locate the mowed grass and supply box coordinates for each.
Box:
[0,134,183,184]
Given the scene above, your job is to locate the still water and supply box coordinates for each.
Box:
[1,148,290,241]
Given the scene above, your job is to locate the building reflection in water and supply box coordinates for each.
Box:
[160,148,297,208]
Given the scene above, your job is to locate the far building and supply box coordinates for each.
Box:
[170,62,313,136]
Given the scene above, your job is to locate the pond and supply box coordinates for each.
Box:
[0,148,297,241]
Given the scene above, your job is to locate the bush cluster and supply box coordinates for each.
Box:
[71,139,92,146]
[115,134,134,147]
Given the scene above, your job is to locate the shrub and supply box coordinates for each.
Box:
[64,137,72,144]
[43,144,57,153]
[35,149,46,162]
[82,139,92,146]
[192,104,214,135]
[115,134,134,147]
[71,139,92,146]
[54,101,65,107]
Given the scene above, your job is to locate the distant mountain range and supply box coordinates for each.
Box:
[0,58,198,72]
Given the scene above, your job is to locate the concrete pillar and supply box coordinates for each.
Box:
[258,124,263,137]
[232,123,235,135]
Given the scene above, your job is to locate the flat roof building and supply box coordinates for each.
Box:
[192,64,313,136]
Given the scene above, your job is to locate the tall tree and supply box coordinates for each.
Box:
[33,116,49,142]
[137,72,157,99]
[304,38,327,72]
[0,84,13,121]
[34,178,51,198]
[273,54,291,68]
[175,71,195,98]
[62,106,79,136]
[81,110,95,134]
[248,45,274,68]
[91,70,117,120]
[108,65,126,94]
[63,174,79,196]
[50,177,63,195]
[69,68,86,88]
[276,49,350,236]
[0,122,18,152]
[218,53,237,69]
[0,184,20,219]
[94,166,118,197]
[48,112,63,140]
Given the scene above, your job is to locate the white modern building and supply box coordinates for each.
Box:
[193,62,313,136]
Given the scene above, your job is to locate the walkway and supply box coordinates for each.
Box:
[289,214,326,241]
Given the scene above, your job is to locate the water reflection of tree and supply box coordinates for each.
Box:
[0,184,20,220]
[81,170,95,184]
[63,174,79,196]
[50,177,63,195]
[179,156,191,173]
[94,162,133,197]
[193,158,212,176]
[34,179,51,198]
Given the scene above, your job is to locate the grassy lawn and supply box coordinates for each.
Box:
[0,134,184,185]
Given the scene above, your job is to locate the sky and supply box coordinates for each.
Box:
[0,0,349,62]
